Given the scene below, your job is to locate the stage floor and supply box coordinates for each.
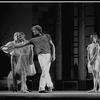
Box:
[0,91,100,99]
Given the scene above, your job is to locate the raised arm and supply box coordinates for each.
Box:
[0,42,14,53]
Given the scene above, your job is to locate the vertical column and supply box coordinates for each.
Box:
[78,4,86,80]
[56,3,62,80]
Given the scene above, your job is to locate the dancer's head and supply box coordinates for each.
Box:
[14,32,25,42]
[20,32,25,40]
[90,34,98,43]
[14,32,21,41]
[31,25,43,36]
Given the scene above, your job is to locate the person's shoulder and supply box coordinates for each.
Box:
[91,43,99,49]
[30,44,34,48]
[45,34,51,37]
[87,43,93,49]
[8,41,14,43]
[30,38,34,41]
[95,43,99,47]
[88,44,92,46]
[29,38,36,43]
[5,41,14,46]
[45,34,51,39]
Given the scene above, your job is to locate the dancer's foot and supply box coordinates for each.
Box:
[13,87,18,92]
[88,89,97,93]
[21,90,29,93]
[47,87,54,93]
[98,89,100,93]
[21,84,29,93]
[39,90,48,93]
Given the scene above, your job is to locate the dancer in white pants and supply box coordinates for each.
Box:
[38,54,53,92]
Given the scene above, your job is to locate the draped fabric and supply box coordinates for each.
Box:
[3,40,36,77]
[87,43,100,74]
[2,41,20,76]
[2,41,16,55]
[15,43,36,76]
[3,40,36,91]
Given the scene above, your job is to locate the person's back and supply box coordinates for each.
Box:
[30,34,51,55]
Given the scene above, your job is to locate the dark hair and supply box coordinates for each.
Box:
[31,25,42,34]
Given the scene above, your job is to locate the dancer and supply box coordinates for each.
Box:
[87,34,100,92]
[1,32,24,91]
[15,32,36,93]
[1,32,36,92]
[13,25,56,93]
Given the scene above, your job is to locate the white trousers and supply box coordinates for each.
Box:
[38,53,53,91]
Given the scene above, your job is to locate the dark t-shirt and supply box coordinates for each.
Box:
[29,34,51,55]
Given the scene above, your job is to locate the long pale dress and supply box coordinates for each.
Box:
[2,41,36,91]
[14,41,36,91]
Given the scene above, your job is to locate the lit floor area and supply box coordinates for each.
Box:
[0,91,100,99]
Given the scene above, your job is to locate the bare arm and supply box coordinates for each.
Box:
[87,45,93,73]
[50,40,56,61]
[87,44,98,62]
[87,46,90,62]
[14,41,31,48]
[29,45,34,65]
[90,45,98,62]
[0,42,14,53]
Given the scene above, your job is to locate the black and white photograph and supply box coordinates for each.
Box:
[0,1,100,100]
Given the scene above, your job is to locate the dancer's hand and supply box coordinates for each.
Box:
[51,55,56,62]
[88,67,92,73]
[8,45,15,50]
[0,46,3,50]
[0,46,8,51]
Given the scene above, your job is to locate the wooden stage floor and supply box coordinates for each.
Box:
[0,91,100,99]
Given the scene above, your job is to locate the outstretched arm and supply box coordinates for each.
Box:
[14,41,31,48]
